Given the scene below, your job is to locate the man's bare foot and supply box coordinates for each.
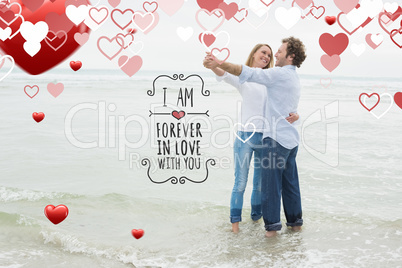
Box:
[291,226,302,231]
[232,222,239,233]
[265,231,277,237]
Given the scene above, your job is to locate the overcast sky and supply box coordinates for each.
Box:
[5,0,402,78]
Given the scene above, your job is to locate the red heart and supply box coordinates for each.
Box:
[198,32,216,47]
[325,16,336,25]
[0,0,90,75]
[196,0,223,12]
[359,93,380,112]
[44,204,69,224]
[390,28,402,48]
[32,112,45,122]
[70,60,82,71]
[131,229,144,239]
[319,33,349,56]
[394,92,402,109]
[217,2,238,20]
[172,110,185,120]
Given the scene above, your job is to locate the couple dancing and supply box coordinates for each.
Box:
[203,37,306,237]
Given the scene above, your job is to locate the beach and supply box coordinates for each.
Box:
[1,68,402,267]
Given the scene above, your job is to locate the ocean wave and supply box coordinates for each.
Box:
[0,186,81,203]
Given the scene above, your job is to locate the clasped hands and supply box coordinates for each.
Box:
[203,52,219,70]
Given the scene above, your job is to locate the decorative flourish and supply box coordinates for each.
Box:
[141,158,216,184]
[148,74,210,96]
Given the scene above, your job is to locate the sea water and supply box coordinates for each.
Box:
[1,68,402,267]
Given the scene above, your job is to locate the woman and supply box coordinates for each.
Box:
[204,44,299,233]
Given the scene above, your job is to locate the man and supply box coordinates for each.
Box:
[204,37,307,237]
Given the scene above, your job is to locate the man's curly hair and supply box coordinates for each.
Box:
[282,37,306,68]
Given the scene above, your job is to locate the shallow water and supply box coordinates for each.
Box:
[1,69,402,267]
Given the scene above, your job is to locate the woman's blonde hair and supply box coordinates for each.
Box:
[245,44,274,69]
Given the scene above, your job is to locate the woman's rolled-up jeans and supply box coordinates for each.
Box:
[230,131,264,223]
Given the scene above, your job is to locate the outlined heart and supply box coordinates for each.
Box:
[195,8,225,32]
[172,110,185,120]
[337,11,372,35]
[97,35,124,60]
[390,28,402,48]
[233,123,256,143]
[44,204,68,224]
[131,229,144,239]
[24,85,39,98]
[365,33,383,49]
[211,47,230,64]
[364,93,394,119]
[110,8,134,30]
[359,93,380,112]
[0,55,15,82]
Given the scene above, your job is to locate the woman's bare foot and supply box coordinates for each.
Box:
[265,231,277,237]
[291,226,302,231]
[232,222,239,233]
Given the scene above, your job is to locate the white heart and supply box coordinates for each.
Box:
[0,55,15,82]
[0,27,11,41]
[233,123,256,143]
[23,41,41,57]
[275,7,301,30]
[66,5,90,25]
[176,26,193,42]
[20,21,49,43]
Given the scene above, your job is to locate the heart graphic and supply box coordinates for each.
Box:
[196,8,225,32]
[365,33,383,49]
[320,77,331,88]
[176,26,193,42]
[118,55,142,77]
[24,85,39,98]
[211,47,230,64]
[97,35,124,60]
[320,54,340,72]
[108,0,120,8]
[233,8,247,23]
[32,112,45,123]
[143,1,158,13]
[359,93,380,112]
[394,92,402,109]
[131,229,144,239]
[260,0,275,7]
[74,32,89,45]
[111,8,134,30]
[325,16,336,25]
[233,123,256,143]
[364,93,394,119]
[218,2,238,20]
[337,9,373,35]
[275,7,301,30]
[0,54,15,82]
[132,11,155,33]
[319,33,348,56]
[70,60,82,71]
[310,6,325,19]
[390,28,402,48]
[196,0,223,13]
[47,82,64,97]
[199,32,216,47]
[44,30,67,51]
[0,0,90,75]
[294,0,313,10]
[157,0,184,16]
[378,10,402,35]
[44,204,69,224]
[334,0,359,14]
[115,33,134,49]
[172,110,185,120]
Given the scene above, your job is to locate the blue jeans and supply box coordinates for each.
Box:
[261,137,303,231]
[230,131,263,223]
